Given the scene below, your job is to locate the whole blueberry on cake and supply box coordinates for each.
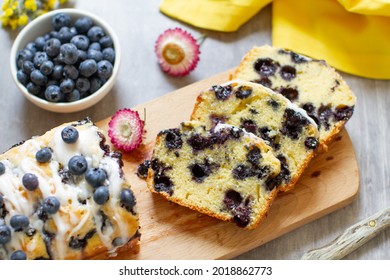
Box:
[232,45,356,149]
[191,80,319,192]
[147,120,282,229]
[0,118,139,260]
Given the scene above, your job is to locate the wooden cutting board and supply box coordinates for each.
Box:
[96,70,359,260]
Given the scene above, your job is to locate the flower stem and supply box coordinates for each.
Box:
[196,34,207,47]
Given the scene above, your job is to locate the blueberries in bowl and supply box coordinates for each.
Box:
[15,12,115,103]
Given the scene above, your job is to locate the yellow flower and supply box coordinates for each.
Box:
[2,4,9,11]
[9,18,18,29]
[17,13,29,26]
[12,1,19,10]
[47,0,56,9]
[25,0,37,12]
[59,0,68,4]
[5,7,14,16]
[1,15,10,27]
[2,0,11,11]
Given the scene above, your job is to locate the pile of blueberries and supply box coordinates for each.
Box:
[16,13,115,103]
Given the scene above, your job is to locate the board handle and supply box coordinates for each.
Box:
[302,207,390,260]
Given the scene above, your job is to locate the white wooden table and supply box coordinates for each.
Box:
[0,0,388,259]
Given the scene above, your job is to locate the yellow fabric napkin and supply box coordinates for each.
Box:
[160,0,390,79]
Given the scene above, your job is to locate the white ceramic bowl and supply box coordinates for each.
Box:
[10,9,121,113]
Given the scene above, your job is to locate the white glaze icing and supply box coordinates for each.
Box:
[0,120,137,259]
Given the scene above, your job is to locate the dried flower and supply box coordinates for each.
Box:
[155,27,205,77]
[1,0,70,30]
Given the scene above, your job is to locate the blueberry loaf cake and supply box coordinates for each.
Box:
[232,45,356,149]
[0,118,139,260]
[147,120,282,229]
[191,80,319,192]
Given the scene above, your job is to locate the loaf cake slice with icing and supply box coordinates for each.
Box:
[232,45,356,149]
[147,120,282,229]
[0,118,139,260]
[191,80,319,192]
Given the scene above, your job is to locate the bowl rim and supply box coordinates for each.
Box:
[10,8,121,113]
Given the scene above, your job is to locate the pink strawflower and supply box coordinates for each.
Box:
[155,28,201,77]
[108,108,144,152]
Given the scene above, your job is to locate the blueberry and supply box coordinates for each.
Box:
[87,26,105,42]
[235,86,253,99]
[47,80,58,87]
[10,215,30,231]
[100,36,113,48]
[52,13,71,31]
[16,49,34,68]
[87,49,103,62]
[0,162,5,175]
[71,35,90,51]
[53,53,64,65]
[102,48,115,63]
[30,70,47,86]
[67,89,81,102]
[280,66,297,81]
[305,137,319,150]
[136,160,151,179]
[34,36,46,51]
[63,65,79,80]
[68,155,88,175]
[212,85,233,100]
[58,26,73,43]
[88,42,101,51]
[44,38,61,57]
[60,43,79,65]
[40,60,54,76]
[74,16,93,34]
[85,168,107,188]
[50,31,60,41]
[80,91,90,99]
[75,77,90,92]
[61,126,79,143]
[93,186,109,205]
[60,78,75,94]
[89,76,103,93]
[25,42,37,55]
[10,250,27,260]
[26,82,43,96]
[17,70,29,86]
[51,65,63,80]
[42,196,60,214]
[43,33,51,41]
[279,87,299,102]
[120,189,136,209]
[36,147,52,163]
[254,58,278,76]
[45,85,63,102]
[22,173,39,191]
[79,59,97,77]
[33,52,49,68]
[246,146,262,165]
[77,50,87,62]
[70,27,78,37]
[0,225,11,244]
[97,60,113,79]
[22,60,35,75]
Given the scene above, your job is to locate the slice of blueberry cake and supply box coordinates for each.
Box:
[232,45,356,149]
[0,118,139,260]
[147,120,282,229]
[191,80,319,192]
